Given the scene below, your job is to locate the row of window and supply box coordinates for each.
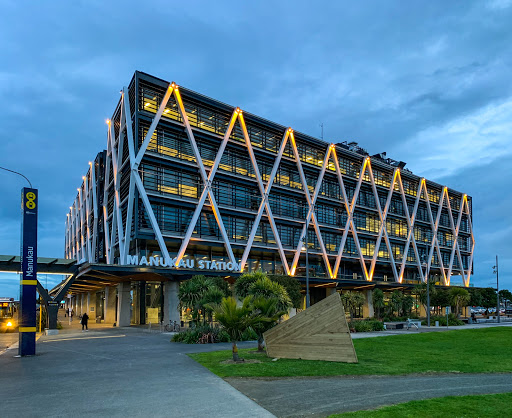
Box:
[138,163,472,249]
[135,200,470,269]
[138,124,470,231]
[137,84,463,205]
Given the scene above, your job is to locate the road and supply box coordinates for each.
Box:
[227,373,512,417]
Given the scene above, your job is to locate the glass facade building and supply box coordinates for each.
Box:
[65,71,475,294]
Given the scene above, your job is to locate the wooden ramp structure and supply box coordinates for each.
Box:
[263,292,358,363]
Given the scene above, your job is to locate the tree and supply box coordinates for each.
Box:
[200,287,226,323]
[480,288,498,308]
[499,290,512,310]
[251,297,286,351]
[209,276,231,297]
[249,277,292,312]
[211,296,263,361]
[178,276,212,323]
[234,271,267,298]
[402,295,414,317]
[390,291,404,316]
[432,288,451,315]
[373,289,385,319]
[178,275,229,324]
[269,275,302,309]
[449,287,470,318]
[468,288,483,307]
[341,291,365,320]
[413,278,435,316]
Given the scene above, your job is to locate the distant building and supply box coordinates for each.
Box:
[64,71,474,324]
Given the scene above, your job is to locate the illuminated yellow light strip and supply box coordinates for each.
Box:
[21,280,37,285]
[19,327,36,332]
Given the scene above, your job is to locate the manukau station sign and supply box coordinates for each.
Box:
[123,255,242,272]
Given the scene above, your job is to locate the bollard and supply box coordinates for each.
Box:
[435,321,439,327]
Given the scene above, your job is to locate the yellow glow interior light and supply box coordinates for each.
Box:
[144,102,150,107]
[164,109,170,113]
[7,322,12,327]
[106,119,111,125]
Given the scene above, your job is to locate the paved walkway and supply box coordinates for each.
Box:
[351,321,512,339]
[227,373,512,417]
[0,327,272,418]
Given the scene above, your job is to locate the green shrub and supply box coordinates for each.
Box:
[240,327,258,341]
[349,319,384,332]
[171,324,252,344]
[422,313,464,326]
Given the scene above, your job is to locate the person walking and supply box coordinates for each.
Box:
[81,312,89,332]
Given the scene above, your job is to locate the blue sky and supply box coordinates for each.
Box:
[1,1,511,298]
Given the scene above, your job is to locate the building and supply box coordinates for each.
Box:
[63,71,475,325]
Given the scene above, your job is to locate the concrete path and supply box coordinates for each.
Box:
[227,373,512,417]
[0,328,273,418]
[351,321,512,339]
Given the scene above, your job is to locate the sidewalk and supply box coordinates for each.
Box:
[0,326,272,417]
[352,321,512,339]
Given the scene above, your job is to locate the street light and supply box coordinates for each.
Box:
[421,253,430,327]
[493,255,500,324]
[301,233,310,308]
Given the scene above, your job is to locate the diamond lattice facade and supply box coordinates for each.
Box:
[65,71,475,290]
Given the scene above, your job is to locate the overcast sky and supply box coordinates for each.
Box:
[1,1,511,298]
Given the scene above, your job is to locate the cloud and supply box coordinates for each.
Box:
[0,1,511,297]
[399,98,512,179]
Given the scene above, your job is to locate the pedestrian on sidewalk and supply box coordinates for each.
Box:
[81,312,89,332]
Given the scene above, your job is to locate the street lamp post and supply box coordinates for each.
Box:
[493,255,500,323]
[421,254,430,327]
[302,234,310,308]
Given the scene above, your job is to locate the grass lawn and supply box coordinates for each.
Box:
[188,327,512,377]
[329,392,512,417]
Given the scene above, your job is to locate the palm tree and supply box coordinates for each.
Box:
[249,276,292,312]
[178,275,215,324]
[234,271,268,298]
[200,287,226,324]
[212,296,263,361]
[251,296,286,351]
[373,288,385,319]
[449,287,470,318]
[341,291,365,320]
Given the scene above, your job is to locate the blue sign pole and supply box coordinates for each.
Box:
[19,187,38,356]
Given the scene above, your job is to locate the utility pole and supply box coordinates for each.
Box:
[493,255,500,323]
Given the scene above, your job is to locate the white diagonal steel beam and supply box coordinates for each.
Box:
[289,141,333,278]
[332,156,370,280]
[397,177,424,282]
[240,129,291,273]
[369,168,399,280]
[238,117,291,275]
[173,86,238,266]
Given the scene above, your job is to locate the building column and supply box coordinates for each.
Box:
[163,281,180,325]
[81,293,85,316]
[363,290,374,318]
[117,281,131,327]
[87,292,92,317]
[104,286,117,324]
